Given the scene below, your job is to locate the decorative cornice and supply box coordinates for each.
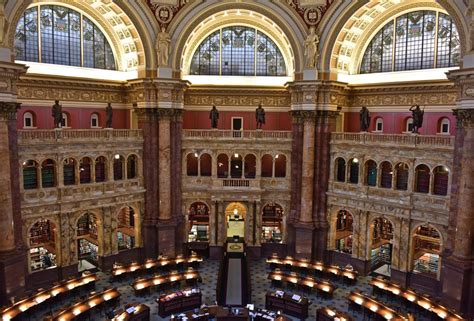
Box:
[0,102,21,121]
[134,107,183,122]
[453,108,474,129]
[291,109,339,123]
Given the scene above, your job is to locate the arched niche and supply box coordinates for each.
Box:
[188,202,210,242]
[261,203,284,244]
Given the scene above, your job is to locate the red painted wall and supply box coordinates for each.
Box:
[17,106,130,129]
[183,110,292,131]
[344,111,456,135]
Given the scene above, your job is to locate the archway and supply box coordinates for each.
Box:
[335,210,353,254]
[188,202,210,242]
[261,203,283,243]
[411,224,442,279]
[370,217,394,276]
[29,219,57,272]
[225,202,247,241]
[77,212,99,271]
[117,206,137,251]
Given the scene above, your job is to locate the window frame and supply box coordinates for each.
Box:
[23,111,35,129]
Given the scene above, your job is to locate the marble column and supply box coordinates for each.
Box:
[441,68,474,317]
[299,113,316,223]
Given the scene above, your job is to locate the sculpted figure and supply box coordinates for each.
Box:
[304,26,319,68]
[256,103,266,129]
[359,106,371,132]
[409,104,425,134]
[52,100,62,128]
[105,102,113,128]
[156,28,171,67]
[209,105,219,129]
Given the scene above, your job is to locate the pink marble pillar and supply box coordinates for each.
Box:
[299,113,316,223]
[158,114,171,220]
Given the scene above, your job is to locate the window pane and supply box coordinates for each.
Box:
[437,13,460,68]
[40,6,54,64]
[15,8,39,62]
[94,27,106,69]
[53,6,70,65]
[405,11,424,70]
[83,17,94,68]
[394,14,408,71]
[69,11,81,67]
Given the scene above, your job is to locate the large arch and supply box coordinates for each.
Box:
[318,0,468,76]
[5,0,153,73]
[168,0,306,78]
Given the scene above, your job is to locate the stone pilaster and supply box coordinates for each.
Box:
[441,69,474,317]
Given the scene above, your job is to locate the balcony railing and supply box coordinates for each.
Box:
[183,129,292,141]
[330,132,454,149]
[18,129,143,144]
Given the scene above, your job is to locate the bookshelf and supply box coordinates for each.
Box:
[262,204,283,243]
[78,238,98,262]
[29,219,55,246]
[77,214,98,239]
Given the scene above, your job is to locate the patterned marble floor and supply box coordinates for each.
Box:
[27,259,434,321]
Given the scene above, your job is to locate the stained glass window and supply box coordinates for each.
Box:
[360,10,459,73]
[190,26,286,76]
[14,5,116,70]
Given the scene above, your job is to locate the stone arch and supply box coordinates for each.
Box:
[26,216,61,270]
[114,204,142,250]
[319,0,468,75]
[168,1,306,75]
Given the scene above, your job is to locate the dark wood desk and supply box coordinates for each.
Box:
[170,306,292,321]
[0,272,97,321]
[157,289,202,317]
[369,278,466,321]
[52,288,120,321]
[268,271,335,298]
[111,304,150,321]
[112,254,203,278]
[316,307,353,321]
[347,291,407,321]
[266,255,357,283]
[265,291,309,319]
[132,270,201,295]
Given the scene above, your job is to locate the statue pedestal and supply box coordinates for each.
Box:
[157,67,172,78]
[303,69,318,80]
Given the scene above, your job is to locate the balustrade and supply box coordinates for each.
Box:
[183,129,292,140]
[18,129,143,144]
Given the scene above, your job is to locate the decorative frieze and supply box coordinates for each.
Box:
[453,108,474,128]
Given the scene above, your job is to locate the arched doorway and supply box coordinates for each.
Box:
[225,202,247,241]
[370,217,393,276]
[77,212,99,271]
[188,202,210,242]
[411,224,442,279]
[261,203,283,243]
[29,219,57,272]
[335,210,353,254]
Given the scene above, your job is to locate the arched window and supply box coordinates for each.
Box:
[63,158,76,185]
[187,153,198,176]
[127,155,137,179]
[438,118,450,134]
[113,154,124,181]
[29,219,57,271]
[90,113,100,128]
[41,159,56,188]
[261,154,273,178]
[405,118,413,133]
[244,154,256,179]
[95,156,107,182]
[335,158,346,182]
[360,11,459,73]
[200,153,212,177]
[348,158,359,184]
[395,162,409,190]
[275,154,286,178]
[375,118,383,132]
[335,210,353,254]
[433,166,449,196]
[261,203,283,243]
[217,154,229,178]
[117,207,136,251]
[231,153,243,178]
[15,5,116,70]
[380,161,393,188]
[188,202,210,242]
[365,160,377,186]
[61,112,69,128]
[79,157,92,184]
[23,160,38,189]
[412,225,441,277]
[190,26,286,76]
[415,164,431,193]
[23,112,35,128]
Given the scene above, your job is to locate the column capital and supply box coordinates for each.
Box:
[0,102,20,121]
[453,108,474,128]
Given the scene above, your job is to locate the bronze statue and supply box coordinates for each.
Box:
[256,103,265,129]
[360,106,371,132]
[409,104,424,134]
[52,100,62,128]
[209,105,219,129]
[105,102,113,128]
